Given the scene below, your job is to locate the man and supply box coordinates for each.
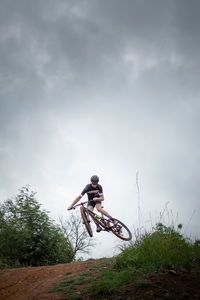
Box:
[68,175,115,232]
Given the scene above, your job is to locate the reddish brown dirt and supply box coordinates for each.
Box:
[0,260,94,300]
[0,262,199,300]
[117,269,200,300]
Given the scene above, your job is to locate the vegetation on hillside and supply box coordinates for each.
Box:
[50,223,200,299]
[0,186,74,268]
[115,223,200,272]
[0,186,95,268]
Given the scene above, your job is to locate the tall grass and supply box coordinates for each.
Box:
[115,223,200,272]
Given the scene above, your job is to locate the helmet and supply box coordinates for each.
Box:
[90,175,99,184]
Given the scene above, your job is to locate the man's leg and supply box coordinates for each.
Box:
[96,203,117,225]
[87,205,94,212]
[96,204,112,218]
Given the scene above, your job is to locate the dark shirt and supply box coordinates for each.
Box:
[80,184,103,201]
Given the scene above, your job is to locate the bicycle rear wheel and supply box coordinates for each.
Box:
[80,206,93,237]
[110,218,132,241]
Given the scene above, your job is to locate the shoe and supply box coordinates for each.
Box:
[109,218,118,225]
[96,225,102,232]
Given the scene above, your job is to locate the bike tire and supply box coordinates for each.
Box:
[111,218,132,241]
[80,206,93,237]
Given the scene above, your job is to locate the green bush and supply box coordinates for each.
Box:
[0,186,74,268]
[115,223,200,272]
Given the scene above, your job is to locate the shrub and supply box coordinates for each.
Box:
[115,223,200,272]
[0,186,73,268]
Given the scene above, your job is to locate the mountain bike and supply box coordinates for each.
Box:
[71,201,132,241]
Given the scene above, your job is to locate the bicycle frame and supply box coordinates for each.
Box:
[71,201,132,241]
[72,201,114,231]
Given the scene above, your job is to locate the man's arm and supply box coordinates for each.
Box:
[93,195,104,201]
[67,195,81,210]
[93,186,104,201]
[68,185,88,210]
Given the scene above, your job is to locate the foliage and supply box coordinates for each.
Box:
[50,272,92,299]
[0,186,73,268]
[115,223,200,272]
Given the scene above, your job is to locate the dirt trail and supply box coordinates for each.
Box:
[0,260,94,300]
[1,261,200,300]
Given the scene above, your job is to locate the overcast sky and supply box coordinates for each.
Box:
[0,0,200,258]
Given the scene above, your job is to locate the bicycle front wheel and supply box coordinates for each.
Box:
[111,218,132,241]
[80,206,93,237]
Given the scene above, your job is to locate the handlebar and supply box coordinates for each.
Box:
[71,201,88,209]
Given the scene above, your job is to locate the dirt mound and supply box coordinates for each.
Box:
[119,269,200,300]
[0,260,94,299]
[0,261,200,299]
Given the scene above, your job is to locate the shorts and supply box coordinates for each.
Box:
[87,200,102,208]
